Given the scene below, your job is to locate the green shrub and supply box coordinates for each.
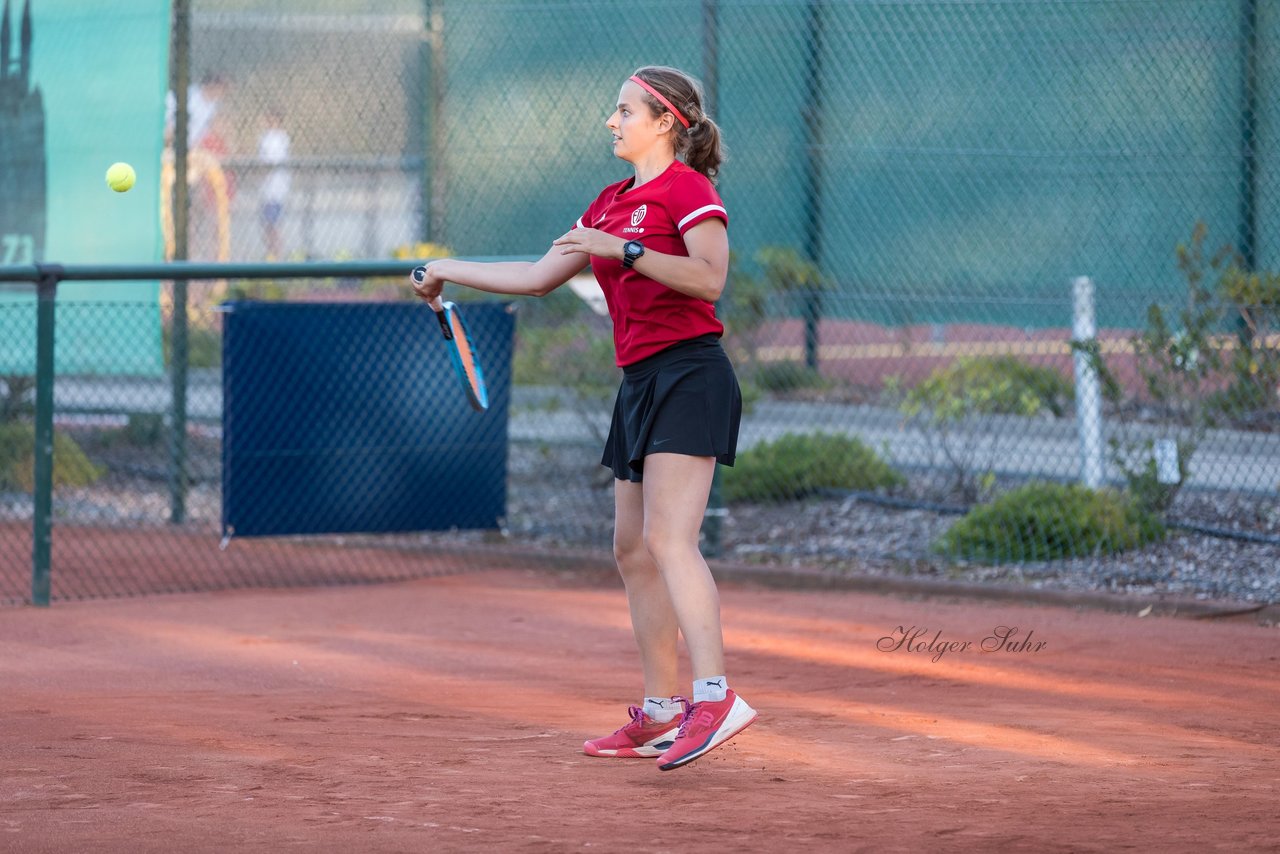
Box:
[164,324,221,369]
[898,356,1072,502]
[1216,251,1280,419]
[723,432,903,503]
[736,378,764,414]
[722,245,829,385]
[511,285,588,327]
[933,481,1165,564]
[514,320,620,445]
[1082,222,1280,515]
[902,356,1072,421]
[0,422,103,492]
[753,361,828,394]
[97,413,166,450]
[513,322,618,393]
[1,375,36,421]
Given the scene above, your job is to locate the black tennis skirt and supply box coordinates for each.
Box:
[601,334,742,482]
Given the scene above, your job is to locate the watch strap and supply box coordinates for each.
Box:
[622,240,644,269]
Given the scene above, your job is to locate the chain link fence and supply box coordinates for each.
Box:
[3,0,1279,605]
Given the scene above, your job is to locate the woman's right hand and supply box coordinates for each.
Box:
[409,262,446,306]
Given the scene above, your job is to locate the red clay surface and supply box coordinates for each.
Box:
[2,568,1278,853]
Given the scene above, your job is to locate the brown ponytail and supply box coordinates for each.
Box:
[630,65,725,184]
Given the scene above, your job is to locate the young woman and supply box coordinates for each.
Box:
[410,65,756,771]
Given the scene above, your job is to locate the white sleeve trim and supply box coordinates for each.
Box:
[677,204,727,232]
[575,216,584,229]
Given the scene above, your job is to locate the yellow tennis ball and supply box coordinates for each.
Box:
[106,162,136,193]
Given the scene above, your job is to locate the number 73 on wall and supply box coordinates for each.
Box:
[2,233,35,265]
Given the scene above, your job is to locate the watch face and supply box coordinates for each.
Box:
[625,241,643,255]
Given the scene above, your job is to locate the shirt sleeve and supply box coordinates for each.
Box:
[575,188,608,230]
[573,201,591,230]
[669,172,728,235]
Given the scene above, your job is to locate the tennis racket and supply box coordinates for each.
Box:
[412,266,489,412]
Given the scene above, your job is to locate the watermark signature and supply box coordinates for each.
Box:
[877,625,1047,663]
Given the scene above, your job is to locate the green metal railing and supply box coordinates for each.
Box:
[3,259,1279,608]
[1,260,421,606]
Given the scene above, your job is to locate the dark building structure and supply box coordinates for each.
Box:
[0,0,45,265]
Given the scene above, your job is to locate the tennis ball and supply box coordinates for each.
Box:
[106,162,136,193]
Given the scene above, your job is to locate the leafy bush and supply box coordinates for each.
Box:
[511,283,589,326]
[723,432,903,503]
[933,481,1165,564]
[902,356,1073,421]
[514,321,620,444]
[897,356,1073,502]
[1,375,35,421]
[1081,223,1263,514]
[0,422,102,492]
[514,322,618,393]
[1216,251,1280,420]
[721,245,829,386]
[100,413,166,450]
[164,323,221,369]
[753,361,828,394]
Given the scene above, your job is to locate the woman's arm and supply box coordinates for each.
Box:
[410,247,589,303]
[550,218,728,302]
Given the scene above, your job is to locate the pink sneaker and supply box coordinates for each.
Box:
[656,690,757,770]
[583,704,683,758]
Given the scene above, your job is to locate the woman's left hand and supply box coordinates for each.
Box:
[409,261,447,307]
[552,228,624,260]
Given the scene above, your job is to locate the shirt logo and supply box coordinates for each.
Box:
[630,205,647,227]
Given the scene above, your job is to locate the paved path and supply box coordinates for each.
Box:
[50,376,1280,494]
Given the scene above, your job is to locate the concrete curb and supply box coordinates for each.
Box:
[707,560,1280,625]
[474,547,1280,627]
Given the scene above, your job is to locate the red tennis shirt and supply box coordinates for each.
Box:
[574,160,728,367]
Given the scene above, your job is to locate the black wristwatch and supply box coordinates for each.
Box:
[621,240,645,269]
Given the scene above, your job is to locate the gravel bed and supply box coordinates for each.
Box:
[502,443,1280,606]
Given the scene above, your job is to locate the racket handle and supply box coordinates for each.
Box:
[411,265,445,313]
[431,299,452,339]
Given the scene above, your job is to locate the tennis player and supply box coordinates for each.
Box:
[409,65,756,771]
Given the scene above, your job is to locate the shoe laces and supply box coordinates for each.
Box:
[670,696,712,738]
[617,704,646,733]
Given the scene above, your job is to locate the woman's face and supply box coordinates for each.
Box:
[606,79,675,163]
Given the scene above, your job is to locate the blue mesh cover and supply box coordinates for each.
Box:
[222,301,511,538]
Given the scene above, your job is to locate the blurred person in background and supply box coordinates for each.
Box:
[165,73,229,152]
[257,108,291,260]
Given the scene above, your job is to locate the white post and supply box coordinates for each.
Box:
[1154,438,1180,484]
[1072,276,1104,489]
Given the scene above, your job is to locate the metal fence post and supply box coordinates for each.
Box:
[169,0,190,524]
[1072,276,1104,489]
[801,0,825,372]
[700,0,725,560]
[31,268,60,607]
[424,0,446,244]
[703,474,726,559]
[702,0,719,116]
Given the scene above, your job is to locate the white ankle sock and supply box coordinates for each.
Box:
[643,696,681,723]
[693,676,728,704]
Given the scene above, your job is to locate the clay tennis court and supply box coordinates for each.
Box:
[2,565,1277,853]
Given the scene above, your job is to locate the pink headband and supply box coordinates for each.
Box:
[629,75,691,129]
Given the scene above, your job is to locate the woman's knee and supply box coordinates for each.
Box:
[642,525,699,570]
[613,534,654,577]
